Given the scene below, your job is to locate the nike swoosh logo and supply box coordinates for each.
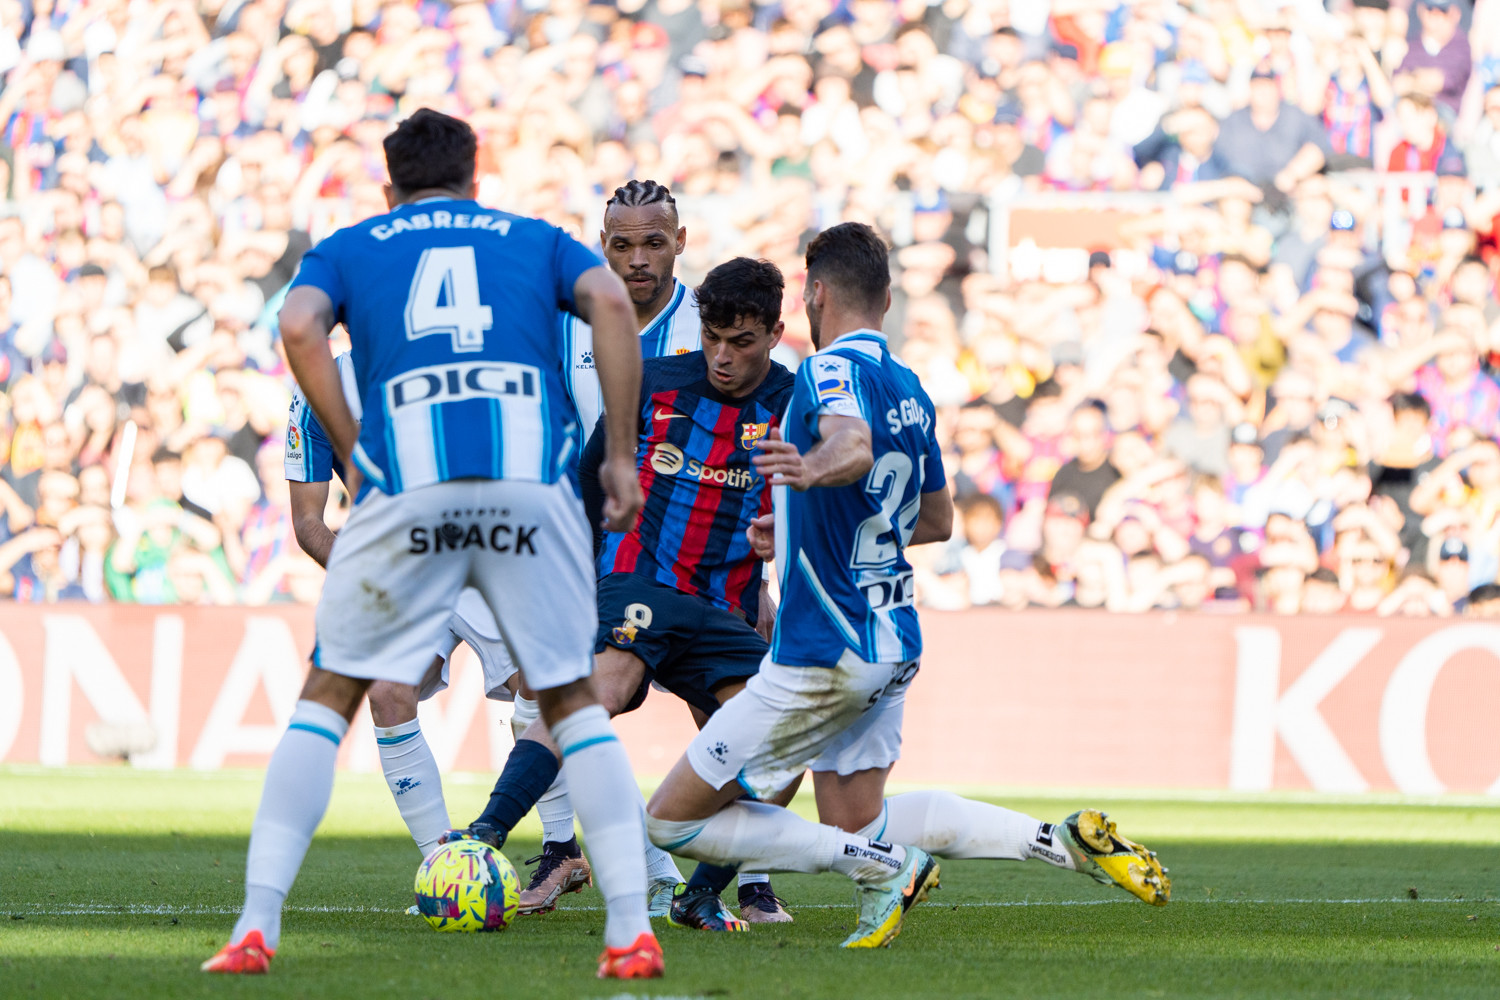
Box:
[654,408,688,421]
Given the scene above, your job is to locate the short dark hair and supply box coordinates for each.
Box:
[957,492,1003,522]
[1469,582,1500,605]
[605,178,676,218]
[1390,391,1431,418]
[383,108,477,196]
[695,257,784,333]
[805,222,890,314]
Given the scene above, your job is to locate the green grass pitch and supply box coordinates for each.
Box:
[3,768,1497,999]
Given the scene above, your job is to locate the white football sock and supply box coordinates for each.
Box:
[510,693,539,743]
[553,705,651,949]
[374,717,449,856]
[231,700,349,951]
[861,791,1075,870]
[737,872,770,887]
[644,843,683,885]
[535,776,577,844]
[648,800,905,885]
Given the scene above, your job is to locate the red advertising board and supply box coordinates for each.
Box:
[1,607,1496,794]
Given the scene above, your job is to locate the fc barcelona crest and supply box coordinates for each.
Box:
[740,421,770,450]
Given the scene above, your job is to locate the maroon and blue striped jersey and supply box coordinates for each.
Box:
[580,351,794,625]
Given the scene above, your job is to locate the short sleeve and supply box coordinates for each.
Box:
[285,393,335,483]
[288,233,347,320]
[803,353,866,435]
[553,227,604,315]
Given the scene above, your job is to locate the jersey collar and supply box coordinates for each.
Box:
[826,328,888,348]
[640,280,686,342]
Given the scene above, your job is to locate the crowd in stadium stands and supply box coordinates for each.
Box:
[0,0,1499,618]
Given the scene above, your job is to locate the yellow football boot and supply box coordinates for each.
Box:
[841,848,941,949]
[1057,809,1170,906]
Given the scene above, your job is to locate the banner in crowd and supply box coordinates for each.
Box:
[0,607,1495,795]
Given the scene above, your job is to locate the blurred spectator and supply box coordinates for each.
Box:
[0,0,1489,617]
[1394,0,1471,118]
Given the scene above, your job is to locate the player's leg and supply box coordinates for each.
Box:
[205,484,473,973]
[369,663,449,858]
[810,679,1170,906]
[455,645,643,846]
[205,667,368,972]
[645,655,940,948]
[711,680,792,924]
[665,664,790,929]
[466,479,658,971]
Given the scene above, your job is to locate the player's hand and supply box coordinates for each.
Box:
[753,427,810,490]
[746,513,775,561]
[600,455,644,532]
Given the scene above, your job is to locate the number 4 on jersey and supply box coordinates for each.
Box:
[405,246,493,353]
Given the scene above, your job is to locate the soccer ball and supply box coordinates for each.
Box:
[413,838,521,932]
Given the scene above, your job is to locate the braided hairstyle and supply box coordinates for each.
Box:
[605,179,677,219]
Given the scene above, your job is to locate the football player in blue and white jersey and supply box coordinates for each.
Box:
[561,179,702,434]
[644,224,1168,955]
[205,110,664,980]
[284,351,523,862]
[509,178,706,915]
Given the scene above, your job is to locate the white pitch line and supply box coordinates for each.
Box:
[11,898,1495,917]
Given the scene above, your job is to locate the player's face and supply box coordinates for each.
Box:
[701,318,783,397]
[600,204,685,311]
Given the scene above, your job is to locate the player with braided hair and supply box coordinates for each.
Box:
[474,183,794,927]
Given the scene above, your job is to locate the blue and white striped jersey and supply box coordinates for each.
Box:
[288,197,600,495]
[561,278,701,436]
[770,330,945,668]
[285,352,359,484]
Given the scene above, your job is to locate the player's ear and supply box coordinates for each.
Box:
[382,183,397,210]
[768,320,784,349]
[883,286,892,316]
[462,175,478,199]
[674,226,687,255]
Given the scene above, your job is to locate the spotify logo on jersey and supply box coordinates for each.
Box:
[650,442,685,475]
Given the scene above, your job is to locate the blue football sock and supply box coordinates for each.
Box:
[472,738,560,843]
[685,862,738,895]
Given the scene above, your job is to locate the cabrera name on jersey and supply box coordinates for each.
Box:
[288,198,599,494]
[771,331,944,667]
[562,278,701,435]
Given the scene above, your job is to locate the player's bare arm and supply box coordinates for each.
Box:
[280,286,359,485]
[752,416,872,491]
[288,480,336,567]
[910,487,954,546]
[573,264,643,531]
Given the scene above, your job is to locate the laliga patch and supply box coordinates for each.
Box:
[740,420,770,450]
[813,356,860,415]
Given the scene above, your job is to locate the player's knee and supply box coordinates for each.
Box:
[644,811,705,852]
[367,681,418,728]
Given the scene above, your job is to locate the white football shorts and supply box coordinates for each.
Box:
[315,479,595,694]
[685,651,918,801]
[414,587,520,702]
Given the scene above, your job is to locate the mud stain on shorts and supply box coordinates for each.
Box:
[360,579,396,617]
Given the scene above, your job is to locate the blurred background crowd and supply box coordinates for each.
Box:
[1,0,1498,617]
